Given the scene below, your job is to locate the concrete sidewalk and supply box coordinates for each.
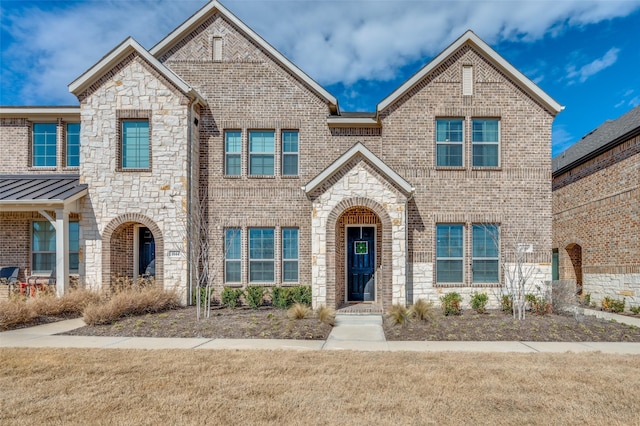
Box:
[2,315,640,354]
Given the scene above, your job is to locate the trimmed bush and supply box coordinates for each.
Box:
[221,287,244,309]
[271,286,311,309]
[440,292,462,316]
[245,286,266,310]
[290,286,312,306]
[470,292,489,314]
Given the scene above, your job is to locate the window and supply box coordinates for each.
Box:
[436,224,464,283]
[249,131,274,175]
[32,123,57,167]
[472,224,499,283]
[282,228,299,282]
[249,228,274,282]
[472,119,499,167]
[282,131,299,176]
[436,119,463,167]
[224,228,241,283]
[66,123,80,167]
[32,221,79,273]
[225,131,241,176]
[122,120,149,169]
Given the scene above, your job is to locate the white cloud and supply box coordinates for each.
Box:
[552,125,575,155]
[566,47,621,84]
[1,0,640,105]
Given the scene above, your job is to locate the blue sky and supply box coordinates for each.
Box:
[2,0,640,156]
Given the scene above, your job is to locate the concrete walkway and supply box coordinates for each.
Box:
[2,314,640,354]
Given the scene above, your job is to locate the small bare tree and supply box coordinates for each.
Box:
[484,224,548,320]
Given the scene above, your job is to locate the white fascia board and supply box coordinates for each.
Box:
[303,142,414,194]
[0,107,80,120]
[327,117,380,128]
[68,38,195,99]
[150,0,337,109]
[377,30,563,114]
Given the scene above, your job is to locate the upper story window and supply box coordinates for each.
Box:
[436,119,463,167]
[249,131,274,176]
[282,131,299,176]
[32,123,57,167]
[66,123,80,167]
[122,120,150,169]
[472,119,500,167]
[225,130,241,176]
[436,224,464,283]
[472,224,499,283]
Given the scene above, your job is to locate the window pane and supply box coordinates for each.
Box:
[282,228,298,259]
[283,261,299,282]
[122,121,149,169]
[249,228,274,260]
[436,120,463,142]
[249,261,274,282]
[472,225,499,257]
[249,131,274,153]
[226,154,241,176]
[282,131,298,152]
[472,260,499,283]
[250,154,274,175]
[66,123,80,167]
[225,261,241,282]
[225,229,241,260]
[436,225,463,257]
[32,253,56,272]
[249,131,274,175]
[472,120,499,142]
[436,260,463,283]
[436,144,463,167]
[472,144,499,167]
[225,131,241,153]
[32,220,80,273]
[282,154,298,176]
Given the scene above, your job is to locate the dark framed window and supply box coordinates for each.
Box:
[32,123,57,167]
[249,131,274,175]
[32,221,79,273]
[282,131,299,176]
[66,123,80,167]
[282,228,299,282]
[249,228,274,282]
[472,224,499,283]
[224,228,241,283]
[436,119,463,167]
[122,120,150,169]
[225,130,241,176]
[436,224,464,283]
[472,119,499,167]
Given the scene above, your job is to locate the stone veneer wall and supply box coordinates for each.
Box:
[553,134,640,308]
[77,54,192,301]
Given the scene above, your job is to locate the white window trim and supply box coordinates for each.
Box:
[435,119,465,168]
[435,224,465,284]
[471,119,501,168]
[281,227,299,283]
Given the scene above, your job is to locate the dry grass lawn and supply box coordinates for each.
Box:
[1,349,639,425]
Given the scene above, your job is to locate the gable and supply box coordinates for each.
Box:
[149,0,338,113]
[377,31,562,116]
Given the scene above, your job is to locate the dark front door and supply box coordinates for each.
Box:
[139,227,155,277]
[347,226,375,302]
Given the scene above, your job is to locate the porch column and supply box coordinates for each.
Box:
[55,208,69,297]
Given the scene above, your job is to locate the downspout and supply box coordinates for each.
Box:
[405,188,415,306]
[187,101,195,305]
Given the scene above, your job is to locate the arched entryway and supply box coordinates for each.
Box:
[102,214,163,291]
[565,243,583,294]
[325,198,394,310]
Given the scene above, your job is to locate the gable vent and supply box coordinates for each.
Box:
[213,37,223,61]
[462,65,473,96]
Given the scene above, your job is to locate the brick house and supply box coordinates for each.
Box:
[0,0,562,308]
[552,105,640,309]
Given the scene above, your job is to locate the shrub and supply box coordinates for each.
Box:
[271,287,291,309]
[221,287,244,309]
[29,289,101,316]
[193,286,214,308]
[440,292,462,316]
[409,299,434,321]
[501,295,513,314]
[526,294,553,315]
[83,286,180,326]
[630,306,640,315]
[470,292,489,314]
[0,299,37,330]
[287,303,311,319]
[387,304,411,325]
[602,297,625,313]
[316,305,335,326]
[245,286,266,310]
[580,293,591,307]
[290,285,312,306]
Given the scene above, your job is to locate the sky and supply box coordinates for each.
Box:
[2,0,640,156]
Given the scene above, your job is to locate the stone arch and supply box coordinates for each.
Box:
[564,243,583,294]
[326,197,393,310]
[102,213,164,290]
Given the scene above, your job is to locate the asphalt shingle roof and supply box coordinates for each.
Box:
[552,105,640,175]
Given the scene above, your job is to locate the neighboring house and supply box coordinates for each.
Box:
[552,106,640,309]
[0,0,562,308]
